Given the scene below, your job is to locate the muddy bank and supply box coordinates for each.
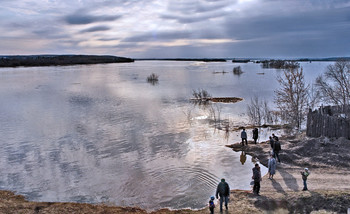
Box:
[1,134,350,213]
[225,134,350,213]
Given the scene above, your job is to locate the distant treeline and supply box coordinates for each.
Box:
[233,57,350,63]
[232,59,250,63]
[0,55,134,67]
[136,58,227,62]
[258,60,300,69]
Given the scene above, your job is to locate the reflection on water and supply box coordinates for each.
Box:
[240,151,247,165]
[0,61,331,210]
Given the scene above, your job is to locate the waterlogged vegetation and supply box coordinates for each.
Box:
[147,73,159,85]
[259,60,300,69]
[233,66,243,75]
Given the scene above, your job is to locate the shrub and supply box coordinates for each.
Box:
[147,73,159,84]
[233,66,243,75]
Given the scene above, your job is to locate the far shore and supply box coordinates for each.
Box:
[0,55,134,67]
[1,133,349,213]
[1,55,348,68]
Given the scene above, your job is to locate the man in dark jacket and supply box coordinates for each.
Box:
[273,139,281,163]
[216,178,230,212]
[252,163,262,196]
[269,136,275,149]
[252,128,259,144]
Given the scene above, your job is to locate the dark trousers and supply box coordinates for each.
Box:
[209,207,214,214]
[303,179,308,190]
[219,196,229,211]
[253,181,260,194]
[242,138,247,145]
[253,138,258,144]
[274,151,280,162]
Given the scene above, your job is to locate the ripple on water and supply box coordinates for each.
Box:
[118,163,221,210]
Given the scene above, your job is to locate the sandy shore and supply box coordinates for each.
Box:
[1,134,350,213]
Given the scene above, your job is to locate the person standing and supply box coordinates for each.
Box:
[273,139,281,163]
[272,133,279,141]
[300,168,310,191]
[208,196,215,214]
[252,163,262,196]
[241,128,247,146]
[269,136,274,149]
[268,154,276,179]
[216,178,230,212]
[252,128,259,144]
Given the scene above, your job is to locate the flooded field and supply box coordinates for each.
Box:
[0,60,331,210]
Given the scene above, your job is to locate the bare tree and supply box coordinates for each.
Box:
[192,89,211,101]
[263,100,273,124]
[307,84,321,110]
[247,96,274,126]
[275,67,309,130]
[315,60,350,106]
[208,103,222,128]
[247,96,263,126]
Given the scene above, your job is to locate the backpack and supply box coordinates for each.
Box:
[209,200,215,208]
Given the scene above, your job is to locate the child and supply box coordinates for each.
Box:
[300,168,310,191]
[209,196,215,214]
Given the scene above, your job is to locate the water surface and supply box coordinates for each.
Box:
[0,61,331,210]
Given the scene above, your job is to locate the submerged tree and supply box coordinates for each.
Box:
[247,96,273,126]
[275,68,309,130]
[247,96,263,126]
[233,66,243,75]
[192,89,211,100]
[147,73,159,85]
[315,60,350,106]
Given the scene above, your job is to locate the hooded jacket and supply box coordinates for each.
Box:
[216,181,230,198]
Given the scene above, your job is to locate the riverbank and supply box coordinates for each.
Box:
[1,134,350,213]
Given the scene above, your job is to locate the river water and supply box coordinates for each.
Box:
[0,60,331,210]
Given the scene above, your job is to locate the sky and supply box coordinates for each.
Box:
[1,0,350,58]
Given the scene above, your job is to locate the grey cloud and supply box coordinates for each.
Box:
[80,26,110,33]
[166,0,234,13]
[223,6,350,41]
[98,38,120,41]
[122,31,192,42]
[161,0,235,23]
[161,10,230,23]
[64,14,122,25]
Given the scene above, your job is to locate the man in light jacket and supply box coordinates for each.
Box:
[241,128,248,146]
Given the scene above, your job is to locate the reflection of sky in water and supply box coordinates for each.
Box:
[0,61,331,210]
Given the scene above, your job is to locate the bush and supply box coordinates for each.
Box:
[233,66,243,75]
[147,73,159,85]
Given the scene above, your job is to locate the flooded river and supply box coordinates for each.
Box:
[0,60,331,210]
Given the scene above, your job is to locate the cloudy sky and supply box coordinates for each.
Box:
[1,0,349,58]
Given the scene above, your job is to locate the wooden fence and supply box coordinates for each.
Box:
[306,105,350,139]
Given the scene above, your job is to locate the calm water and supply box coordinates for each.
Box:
[0,60,331,210]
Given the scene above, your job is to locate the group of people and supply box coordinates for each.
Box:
[210,178,230,213]
[209,131,310,212]
[211,164,263,213]
[269,133,281,163]
[240,128,259,146]
[267,133,281,180]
